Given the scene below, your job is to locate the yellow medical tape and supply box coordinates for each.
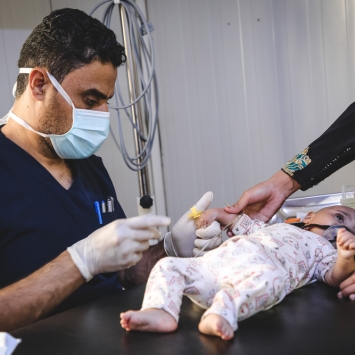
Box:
[188,206,202,219]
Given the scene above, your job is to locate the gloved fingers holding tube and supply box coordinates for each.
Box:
[165,191,214,257]
[67,215,171,282]
[193,221,223,256]
[193,208,240,256]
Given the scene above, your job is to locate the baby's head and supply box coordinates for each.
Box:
[303,205,355,237]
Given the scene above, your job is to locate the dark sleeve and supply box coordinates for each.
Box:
[281,102,355,191]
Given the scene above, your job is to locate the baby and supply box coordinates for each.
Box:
[120,205,355,340]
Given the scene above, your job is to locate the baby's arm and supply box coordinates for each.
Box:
[195,208,238,230]
[196,208,267,236]
[325,229,355,287]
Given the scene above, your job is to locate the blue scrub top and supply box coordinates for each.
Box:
[0,128,126,313]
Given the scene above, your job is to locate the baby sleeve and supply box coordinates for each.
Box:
[313,247,338,283]
[231,214,267,236]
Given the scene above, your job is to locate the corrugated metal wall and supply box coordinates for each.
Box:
[147,0,355,223]
[1,0,355,224]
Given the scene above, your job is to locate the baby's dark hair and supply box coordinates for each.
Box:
[16,8,126,97]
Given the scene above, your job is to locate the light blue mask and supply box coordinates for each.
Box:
[8,68,110,159]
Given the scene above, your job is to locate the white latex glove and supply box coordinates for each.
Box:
[193,221,223,256]
[67,215,171,281]
[165,191,213,257]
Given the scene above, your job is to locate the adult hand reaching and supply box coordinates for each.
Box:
[67,215,171,281]
[225,171,301,223]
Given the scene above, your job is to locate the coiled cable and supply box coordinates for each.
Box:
[90,0,159,171]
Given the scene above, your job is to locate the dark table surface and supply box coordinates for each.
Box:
[11,282,355,355]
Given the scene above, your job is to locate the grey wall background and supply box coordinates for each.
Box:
[1,0,355,225]
[147,0,355,223]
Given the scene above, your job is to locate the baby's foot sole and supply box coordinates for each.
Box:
[198,314,234,340]
[120,309,177,333]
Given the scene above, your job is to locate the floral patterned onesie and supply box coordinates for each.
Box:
[141,215,337,330]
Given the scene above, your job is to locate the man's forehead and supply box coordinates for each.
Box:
[64,62,117,82]
[62,63,116,97]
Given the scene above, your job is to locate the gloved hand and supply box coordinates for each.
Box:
[67,215,171,281]
[194,221,223,256]
[165,191,220,257]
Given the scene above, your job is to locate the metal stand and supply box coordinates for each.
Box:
[119,4,151,199]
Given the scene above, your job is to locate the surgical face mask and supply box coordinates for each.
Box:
[8,68,110,159]
[302,224,351,247]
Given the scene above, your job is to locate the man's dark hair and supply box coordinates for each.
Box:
[16,8,126,97]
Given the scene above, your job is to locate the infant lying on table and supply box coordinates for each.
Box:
[120,201,355,340]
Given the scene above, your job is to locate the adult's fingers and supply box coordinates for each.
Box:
[193,248,207,257]
[339,272,355,300]
[194,236,222,250]
[224,192,249,215]
[196,221,221,240]
[194,191,213,212]
[132,240,150,254]
[129,227,162,241]
[126,215,171,229]
[126,251,144,268]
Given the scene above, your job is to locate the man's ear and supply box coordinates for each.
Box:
[303,212,315,224]
[28,68,48,101]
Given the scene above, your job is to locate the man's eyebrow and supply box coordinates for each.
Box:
[82,88,113,100]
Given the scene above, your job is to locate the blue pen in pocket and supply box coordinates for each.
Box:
[94,201,103,225]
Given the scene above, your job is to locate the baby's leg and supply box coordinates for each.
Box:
[199,263,285,339]
[121,257,192,333]
[198,287,238,340]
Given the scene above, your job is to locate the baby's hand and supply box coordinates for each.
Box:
[196,208,238,230]
[337,228,355,259]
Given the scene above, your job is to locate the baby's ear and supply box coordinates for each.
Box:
[302,212,315,224]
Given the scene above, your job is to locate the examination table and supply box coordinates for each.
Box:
[11,193,355,354]
[11,282,355,354]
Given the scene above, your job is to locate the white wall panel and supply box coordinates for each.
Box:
[0,0,51,116]
[147,0,355,223]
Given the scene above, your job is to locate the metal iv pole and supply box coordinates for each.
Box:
[118,3,153,210]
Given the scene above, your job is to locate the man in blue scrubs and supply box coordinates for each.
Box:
[0,8,175,331]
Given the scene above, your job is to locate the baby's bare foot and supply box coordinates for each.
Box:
[120,308,177,332]
[198,314,234,340]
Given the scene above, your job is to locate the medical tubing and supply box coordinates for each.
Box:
[104,0,155,109]
[194,234,222,258]
[90,0,159,171]
[112,51,159,167]
[89,0,112,17]
[112,0,155,166]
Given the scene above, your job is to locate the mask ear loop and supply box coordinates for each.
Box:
[46,72,74,108]
[45,72,76,135]
[9,68,74,138]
